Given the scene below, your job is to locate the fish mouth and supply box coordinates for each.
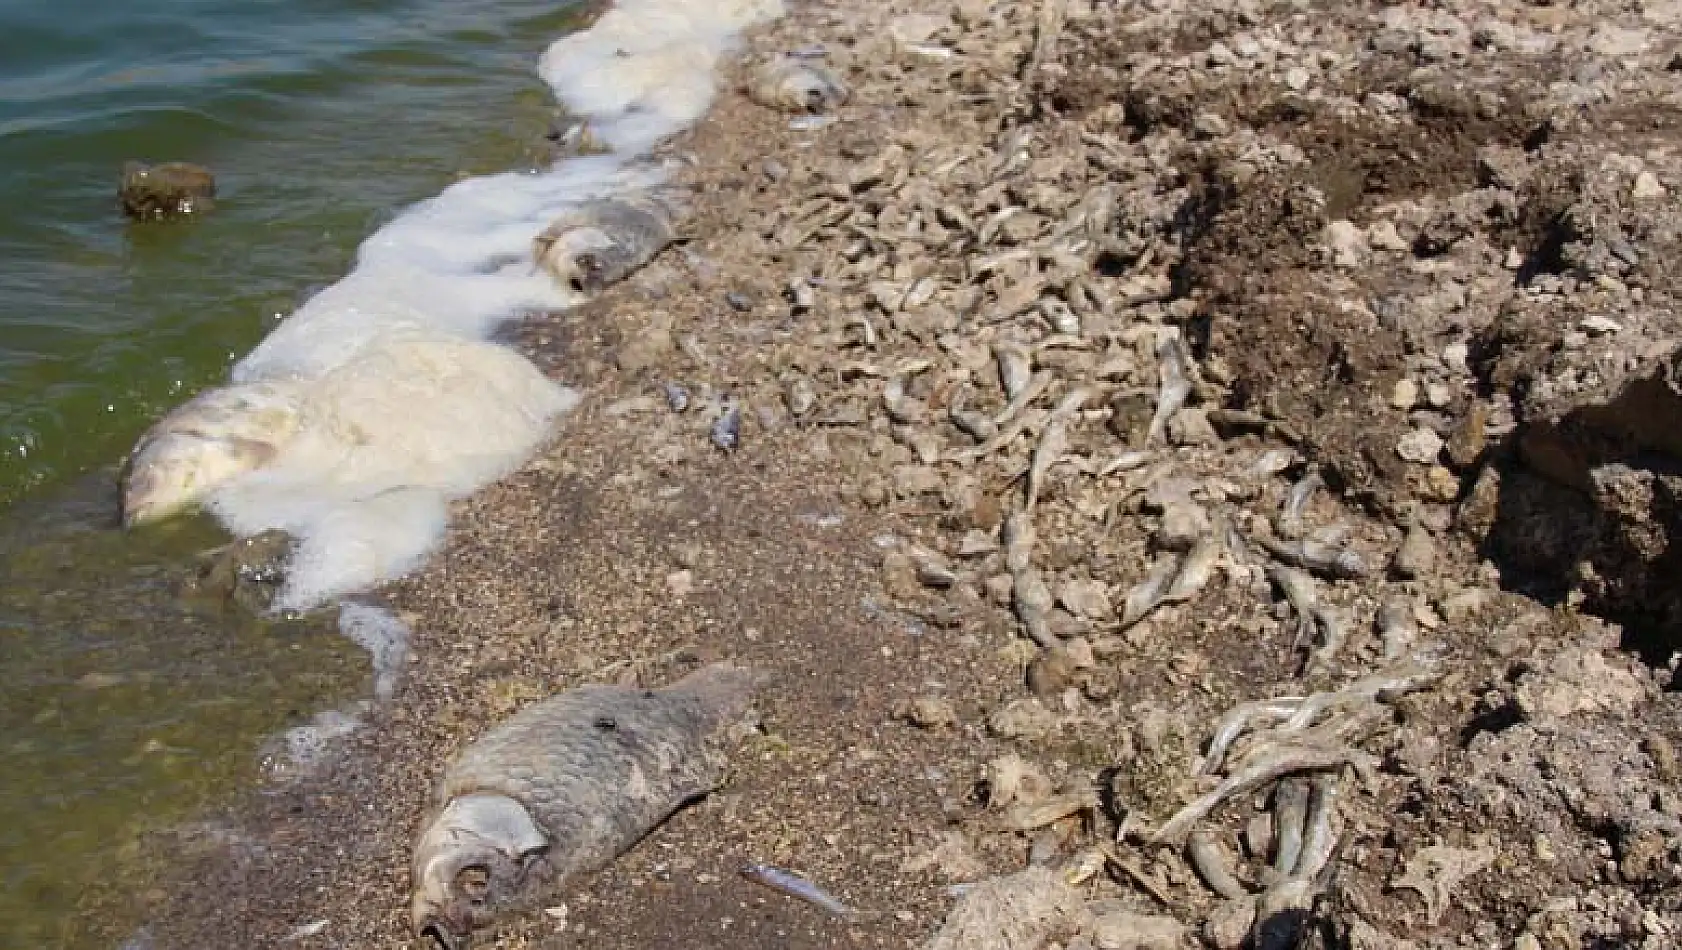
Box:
[416,919,468,950]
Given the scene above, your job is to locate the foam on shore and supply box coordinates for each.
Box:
[159,0,784,610]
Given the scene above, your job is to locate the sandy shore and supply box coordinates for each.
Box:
[121,0,1682,948]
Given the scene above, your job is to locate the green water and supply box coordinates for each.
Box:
[0,1,595,943]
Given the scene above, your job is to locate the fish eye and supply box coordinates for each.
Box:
[455,864,491,902]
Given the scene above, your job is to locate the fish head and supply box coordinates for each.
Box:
[411,794,549,949]
[120,430,278,528]
[532,223,618,296]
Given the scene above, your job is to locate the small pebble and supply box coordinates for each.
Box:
[1391,378,1419,410]
[1397,427,1445,464]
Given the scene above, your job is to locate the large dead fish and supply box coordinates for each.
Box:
[532,193,681,297]
[410,663,761,949]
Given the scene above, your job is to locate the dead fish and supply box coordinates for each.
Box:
[1012,568,1058,649]
[883,374,926,425]
[1376,599,1417,660]
[1162,530,1223,604]
[1097,449,1153,477]
[1260,536,1368,580]
[994,342,1033,401]
[533,195,679,296]
[1026,388,1090,510]
[1248,448,1295,479]
[949,390,998,443]
[121,381,303,528]
[741,864,862,919]
[1265,563,1319,646]
[410,664,761,949]
[711,402,742,451]
[746,56,850,114]
[1146,334,1191,446]
[662,382,691,413]
[1120,554,1182,628]
[1275,470,1323,539]
[1188,829,1250,900]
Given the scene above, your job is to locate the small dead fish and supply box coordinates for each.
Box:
[883,375,926,425]
[411,664,760,949]
[1187,829,1249,900]
[1002,510,1036,575]
[994,342,1033,401]
[788,114,838,132]
[1097,450,1153,477]
[1276,470,1324,539]
[1146,334,1191,446]
[1376,599,1417,660]
[1162,530,1223,604]
[1120,554,1182,628]
[1013,568,1058,649]
[661,382,691,413]
[1270,777,1311,877]
[1265,563,1319,646]
[711,402,742,451]
[1305,606,1353,675]
[949,390,998,443]
[1249,448,1296,478]
[1025,388,1090,510]
[741,864,861,919]
[1039,298,1080,336]
[1260,536,1368,580]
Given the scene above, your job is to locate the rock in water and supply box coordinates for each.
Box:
[118,161,216,220]
[410,663,761,948]
[532,194,679,296]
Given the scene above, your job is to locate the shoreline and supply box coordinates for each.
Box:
[129,0,1682,948]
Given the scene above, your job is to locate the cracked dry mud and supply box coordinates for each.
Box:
[96,1,1682,949]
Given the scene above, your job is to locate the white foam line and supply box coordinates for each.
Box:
[180,0,786,610]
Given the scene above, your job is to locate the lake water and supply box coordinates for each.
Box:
[0,0,597,943]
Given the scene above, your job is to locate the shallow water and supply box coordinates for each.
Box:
[0,0,596,943]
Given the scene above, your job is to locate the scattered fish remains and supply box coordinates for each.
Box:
[118,160,216,220]
[410,663,761,949]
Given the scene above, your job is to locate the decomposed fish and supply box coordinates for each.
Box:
[1119,554,1183,628]
[1025,387,1090,510]
[410,664,761,949]
[1145,333,1191,446]
[120,380,304,528]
